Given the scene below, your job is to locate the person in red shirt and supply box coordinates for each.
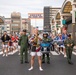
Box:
[11,34,17,51]
[8,34,14,54]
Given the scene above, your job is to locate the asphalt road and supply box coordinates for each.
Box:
[0,50,76,75]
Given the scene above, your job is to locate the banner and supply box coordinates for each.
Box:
[28,13,43,19]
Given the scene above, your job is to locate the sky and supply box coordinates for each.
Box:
[0,0,65,30]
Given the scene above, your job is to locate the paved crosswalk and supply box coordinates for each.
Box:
[0,49,76,56]
[50,51,60,55]
[50,50,76,56]
[0,49,18,55]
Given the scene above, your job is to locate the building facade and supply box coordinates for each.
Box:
[50,0,76,41]
[0,16,5,37]
[5,18,11,34]
[44,7,51,32]
[50,7,61,34]
[0,12,32,37]
[22,18,31,34]
[11,12,21,33]
[43,7,61,33]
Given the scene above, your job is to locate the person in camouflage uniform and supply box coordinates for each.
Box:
[64,34,75,64]
[18,29,29,64]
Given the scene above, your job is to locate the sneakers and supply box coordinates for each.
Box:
[28,67,33,71]
[64,55,67,57]
[3,53,8,57]
[28,67,43,71]
[39,67,43,71]
[68,61,73,65]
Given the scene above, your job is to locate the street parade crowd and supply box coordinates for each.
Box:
[0,29,75,71]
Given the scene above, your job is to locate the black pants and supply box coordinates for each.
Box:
[42,53,50,62]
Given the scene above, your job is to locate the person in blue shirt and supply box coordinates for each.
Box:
[54,34,59,40]
[62,33,67,41]
[52,34,59,51]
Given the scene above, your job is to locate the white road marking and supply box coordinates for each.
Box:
[50,51,59,55]
[0,49,18,55]
[60,51,64,55]
[0,51,3,55]
[0,49,76,56]
[72,52,76,55]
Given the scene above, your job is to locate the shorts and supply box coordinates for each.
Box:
[18,46,20,49]
[13,42,17,47]
[8,46,13,48]
[60,45,65,48]
[57,45,65,48]
[3,44,8,48]
[30,51,42,56]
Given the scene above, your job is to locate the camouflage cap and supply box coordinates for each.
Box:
[23,29,27,32]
